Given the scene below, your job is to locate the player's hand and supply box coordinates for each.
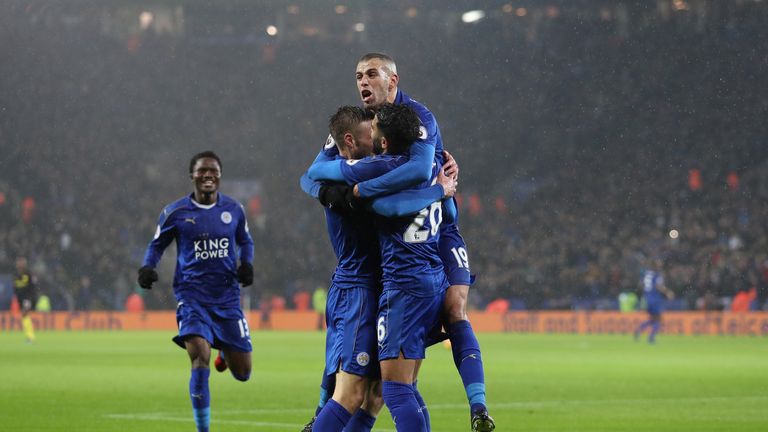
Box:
[318,184,357,213]
[437,168,457,198]
[443,150,459,180]
[137,266,158,290]
[237,262,254,287]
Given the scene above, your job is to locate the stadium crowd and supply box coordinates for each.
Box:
[1,0,767,312]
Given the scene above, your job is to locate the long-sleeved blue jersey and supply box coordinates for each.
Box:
[355,90,443,199]
[300,147,447,291]
[311,154,454,297]
[142,193,254,307]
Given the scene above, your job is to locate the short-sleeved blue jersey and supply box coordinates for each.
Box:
[642,270,665,305]
[142,193,254,307]
[341,155,447,297]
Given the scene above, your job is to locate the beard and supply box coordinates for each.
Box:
[373,136,384,155]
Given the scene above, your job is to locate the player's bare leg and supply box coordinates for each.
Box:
[221,349,251,381]
[360,379,383,416]
[444,284,495,431]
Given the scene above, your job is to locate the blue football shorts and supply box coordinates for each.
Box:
[439,223,474,287]
[377,288,445,361]
[647,300,664,316]
[172,301,252,352]
[325,284,380,378]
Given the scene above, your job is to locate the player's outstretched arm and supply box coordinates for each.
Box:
[355,141,435,198]
[299,173,322,199]
[369,184,445,217]
[300,144,341,199]
[369,167,456,217]
[307,160,346,183]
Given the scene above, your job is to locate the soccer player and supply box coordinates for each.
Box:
[309,103,456,432]
[335,52,494,431]
[299,106,456,432]
[13,256,38,343]
[634,258,675,344]
[137,151,254,432]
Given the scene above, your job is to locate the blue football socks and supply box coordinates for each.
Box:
[316,371,336,415]
[313,399,352,431]
[448,320,487,412]
[189,368,211,432]
[343,408,376,432]
[382,381,426,432]
[412,380,430,431]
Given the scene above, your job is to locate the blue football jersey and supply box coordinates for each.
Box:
[341,155,447,297]
[142,193,254,307]
[323,192,382,290]
[642,270,664,304]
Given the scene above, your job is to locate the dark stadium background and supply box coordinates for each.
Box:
[1,0,766,313]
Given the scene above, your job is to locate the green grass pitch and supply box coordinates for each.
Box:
[1,331,766,431]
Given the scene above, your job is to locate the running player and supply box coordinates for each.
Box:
[138,151,254,432]
[635,258,675,344]
[13,257,38,343]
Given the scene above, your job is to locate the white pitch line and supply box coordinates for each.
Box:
[104,412,397,431]
[106,396,766,429]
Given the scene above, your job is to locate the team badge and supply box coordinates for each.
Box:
[221,211,232,224]
[418,125,428,140]
[356,352,370,367]
[324,134,336,149]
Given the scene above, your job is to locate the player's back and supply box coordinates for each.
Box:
[642,270,664,304]
[374,160,447,297]
[324,207,381,290]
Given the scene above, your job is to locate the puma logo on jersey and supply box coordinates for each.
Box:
[184,217,196,224]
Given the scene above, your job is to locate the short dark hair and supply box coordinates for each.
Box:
[329,106,375,144]
[189,150,222,174]
[375,104,421,155]
[358,52,397,75]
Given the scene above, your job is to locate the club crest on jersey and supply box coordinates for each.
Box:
[221,211,232,224]
[356,352,370,367]
[418,125,428,140]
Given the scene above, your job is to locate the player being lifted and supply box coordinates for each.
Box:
[315,53,494,431]
[300,105,457,431]
[138,151,255,432]
[309,103,457,432]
